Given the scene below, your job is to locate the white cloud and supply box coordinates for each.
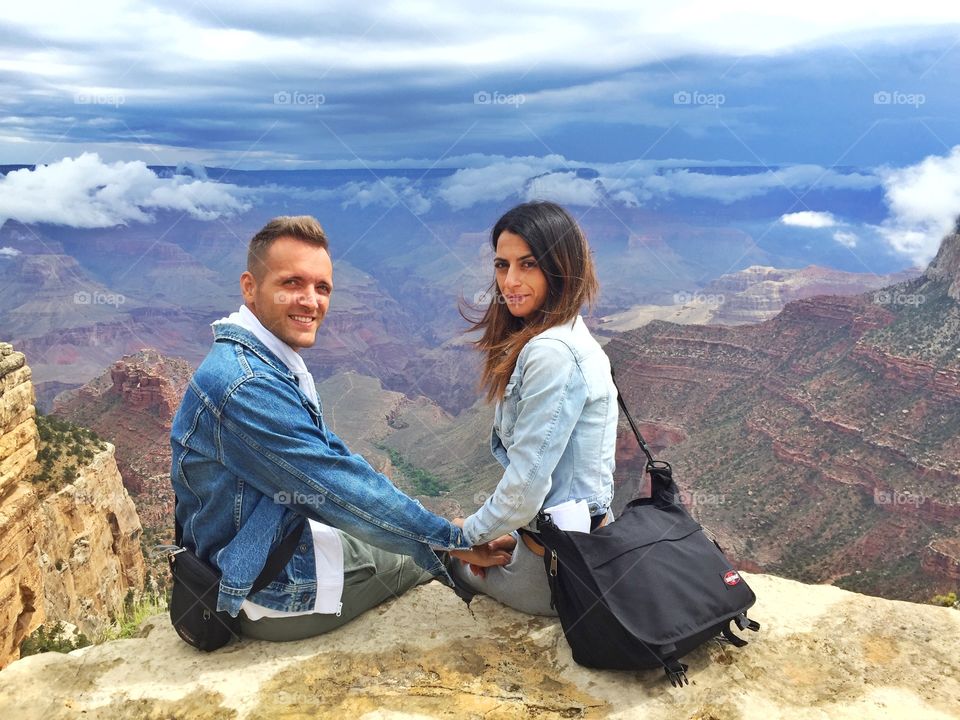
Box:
[0,246,21,257]
[876,145,960,264]
[437,156,565,209]
[781,210,838,228]
[9,1,960,78]
[435,155,879,209]
[341,177,432,215]
[524,172,603,207]
[833,230,858,248]
[647,167,876,204]
[0,153,250,228]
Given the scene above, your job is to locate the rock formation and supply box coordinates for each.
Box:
[0,343,145,669]
[704,264,920,325]
[0,574,958,719]
[53,349,194,533]
[925,225,960,300]
[598,265,921,333]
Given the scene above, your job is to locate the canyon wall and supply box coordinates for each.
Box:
[0,342,145,669]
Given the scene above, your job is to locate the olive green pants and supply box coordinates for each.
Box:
[239,530,434,642]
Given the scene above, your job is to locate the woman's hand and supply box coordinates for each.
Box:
[488,533,517,553]
[449,544,511,568]
[449,518,516,578]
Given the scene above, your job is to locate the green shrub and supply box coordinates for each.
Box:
[932,591,959,609]
[19,621,91,657]
[375,444,449,496]
[98,589,167,642]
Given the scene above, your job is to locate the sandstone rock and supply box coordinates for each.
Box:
[1,574,958,719]
[0,346,146,668]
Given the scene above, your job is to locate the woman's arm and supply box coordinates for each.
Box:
[461,340,587,545]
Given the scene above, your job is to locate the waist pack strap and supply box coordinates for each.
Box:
[250,516,307,594]
[174,497,307,596]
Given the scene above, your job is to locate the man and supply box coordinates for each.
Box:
[171,216,506,642]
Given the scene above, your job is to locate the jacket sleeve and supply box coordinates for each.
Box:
[462,340,588,545]
[216,374,469,553]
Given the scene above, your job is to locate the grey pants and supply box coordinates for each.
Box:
[239,530,434,642]
[450,531,558,616]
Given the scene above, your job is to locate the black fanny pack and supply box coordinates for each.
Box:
[168,509,305,652]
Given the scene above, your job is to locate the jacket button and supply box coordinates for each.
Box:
[298,543,308,553]
[301,593,310,602]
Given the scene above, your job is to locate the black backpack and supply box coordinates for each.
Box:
[536,373,759,686]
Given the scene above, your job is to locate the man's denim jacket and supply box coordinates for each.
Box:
[462,316,618,546]
[170,324,469,617]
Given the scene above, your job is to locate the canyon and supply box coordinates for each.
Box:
[601,230,960,601]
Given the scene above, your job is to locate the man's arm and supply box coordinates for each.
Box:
[217,374,470,553]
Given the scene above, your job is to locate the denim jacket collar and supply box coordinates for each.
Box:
[213,322,297,381]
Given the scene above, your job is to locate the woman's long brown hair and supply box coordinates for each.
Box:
[463,201,599,402]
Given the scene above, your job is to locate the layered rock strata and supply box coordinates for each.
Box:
[0,343,145,669]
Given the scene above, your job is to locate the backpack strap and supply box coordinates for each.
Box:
[721,612,762,647]
[610,368,655,466]
[174,497,307,595]
[610,367,679,502]
[664,658,689,687]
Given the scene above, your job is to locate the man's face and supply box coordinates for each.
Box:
[240,236,333,351]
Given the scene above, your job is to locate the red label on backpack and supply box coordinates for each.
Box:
[723,570,741,587]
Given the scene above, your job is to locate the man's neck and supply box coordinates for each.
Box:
[241,305,300,356]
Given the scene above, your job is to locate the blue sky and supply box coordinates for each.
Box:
[2,2,960,264]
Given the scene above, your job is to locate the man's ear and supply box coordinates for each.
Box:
[240,271,256,304]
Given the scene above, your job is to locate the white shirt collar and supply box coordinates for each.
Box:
[213,305,320,410]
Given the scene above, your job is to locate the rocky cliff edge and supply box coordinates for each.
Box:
[1,573,958,720]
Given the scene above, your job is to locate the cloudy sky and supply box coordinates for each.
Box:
[3,0,959,167]
[2,1,960,263]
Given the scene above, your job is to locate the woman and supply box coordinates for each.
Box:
[452,201,618,616]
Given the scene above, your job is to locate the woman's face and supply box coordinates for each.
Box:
[494,231,548,319]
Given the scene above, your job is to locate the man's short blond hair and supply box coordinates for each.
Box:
[247,216,328,279]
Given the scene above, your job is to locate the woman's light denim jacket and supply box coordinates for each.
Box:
[462,316,618,546]
[170,323,469,617]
